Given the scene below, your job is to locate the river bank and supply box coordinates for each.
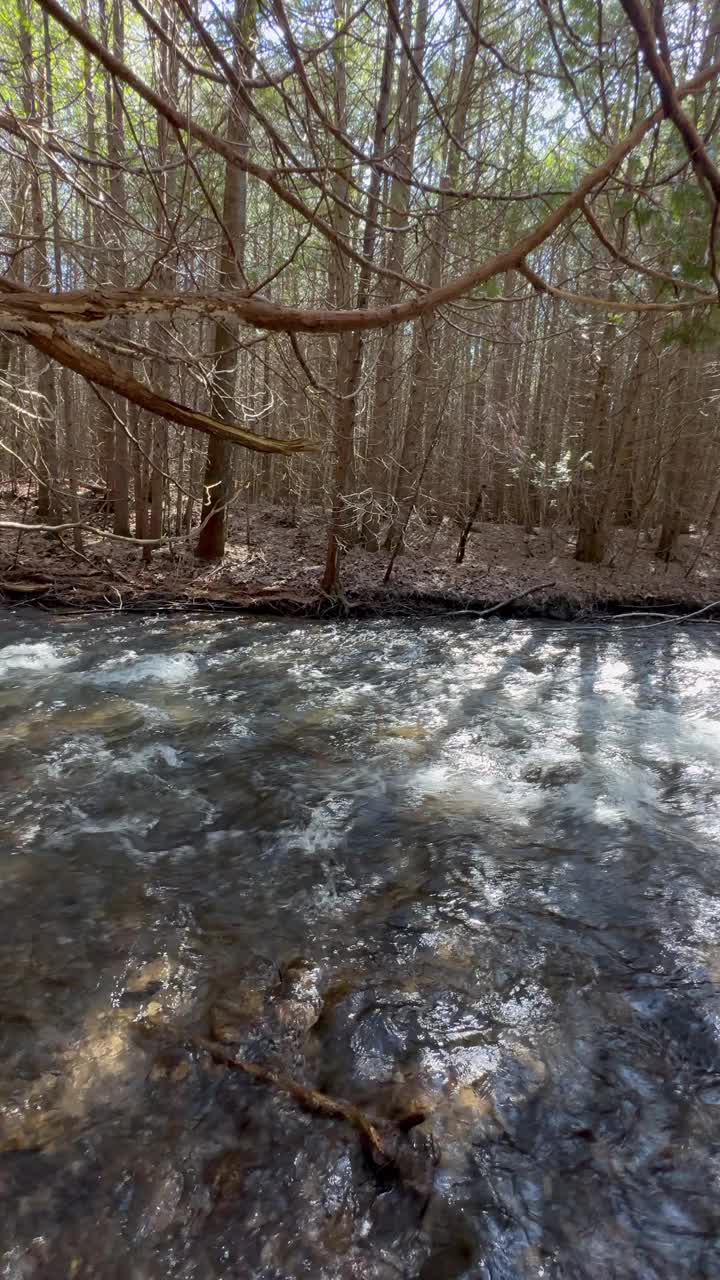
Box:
[1,503,719,620]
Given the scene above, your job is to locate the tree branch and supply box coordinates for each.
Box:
[4,49,720,340]
[518,261,708,311]
[2,295,316,454]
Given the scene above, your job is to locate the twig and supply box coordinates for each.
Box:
[194,1036,433,1180]
[616,599,720,627]
[103,585,123,611]
[0,517,188,547]
[447,582,557,617]
[612,609,680,621]
[57,533,94,566]
[102,558,138,586]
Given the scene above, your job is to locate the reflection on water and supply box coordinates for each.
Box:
[1,614,720,1278]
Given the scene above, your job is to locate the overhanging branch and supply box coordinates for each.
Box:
[2,50,719,340]
[17,322,315,455]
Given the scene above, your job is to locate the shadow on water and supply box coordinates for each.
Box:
[1,614,720,1278]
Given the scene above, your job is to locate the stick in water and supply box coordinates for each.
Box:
[448,582,557,618]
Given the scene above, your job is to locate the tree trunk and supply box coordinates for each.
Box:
[656,351,694,561]
[456,487,486,564]
[321,0,395,592]
[19,0,58,520]
[362,0,428,548]
[387,0,481,552]
[574,316,616,563]
[196,0,254,561]
[43,12,83,551]
[98,0,131,535]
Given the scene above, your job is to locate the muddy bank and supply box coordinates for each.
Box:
[1,572,719,622]
[2,505,719,621]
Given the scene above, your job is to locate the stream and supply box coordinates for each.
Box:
[1,613,720,1279]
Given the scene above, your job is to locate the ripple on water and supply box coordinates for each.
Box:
[0,639,76,673]
[0,617,720,1279]
[92,651,199,686]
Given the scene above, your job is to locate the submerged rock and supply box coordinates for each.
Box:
[125,958,171,996]
[271,958,324,1035]
[149,1052,191,1083]
[205,1150,249,1203]
[383,723,429,741]
[132,1167,184,1239]
[209,971,270,1047]
[208,956,324,1052]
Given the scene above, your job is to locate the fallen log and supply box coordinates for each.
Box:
[0,580,51,598]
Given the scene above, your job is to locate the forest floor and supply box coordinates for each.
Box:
[1,496,719,620]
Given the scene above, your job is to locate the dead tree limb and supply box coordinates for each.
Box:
[195,1036,435,1182]
[0,300,315,455]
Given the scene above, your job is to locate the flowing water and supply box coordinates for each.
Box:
[1,613,720,1279]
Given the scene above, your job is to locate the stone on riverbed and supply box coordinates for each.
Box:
[125,958,171,995]
[149,1052,191,1083]
[271,957,324,1035]
[131,1166,184,1239]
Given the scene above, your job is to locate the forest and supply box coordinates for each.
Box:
[1,0,720,612]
